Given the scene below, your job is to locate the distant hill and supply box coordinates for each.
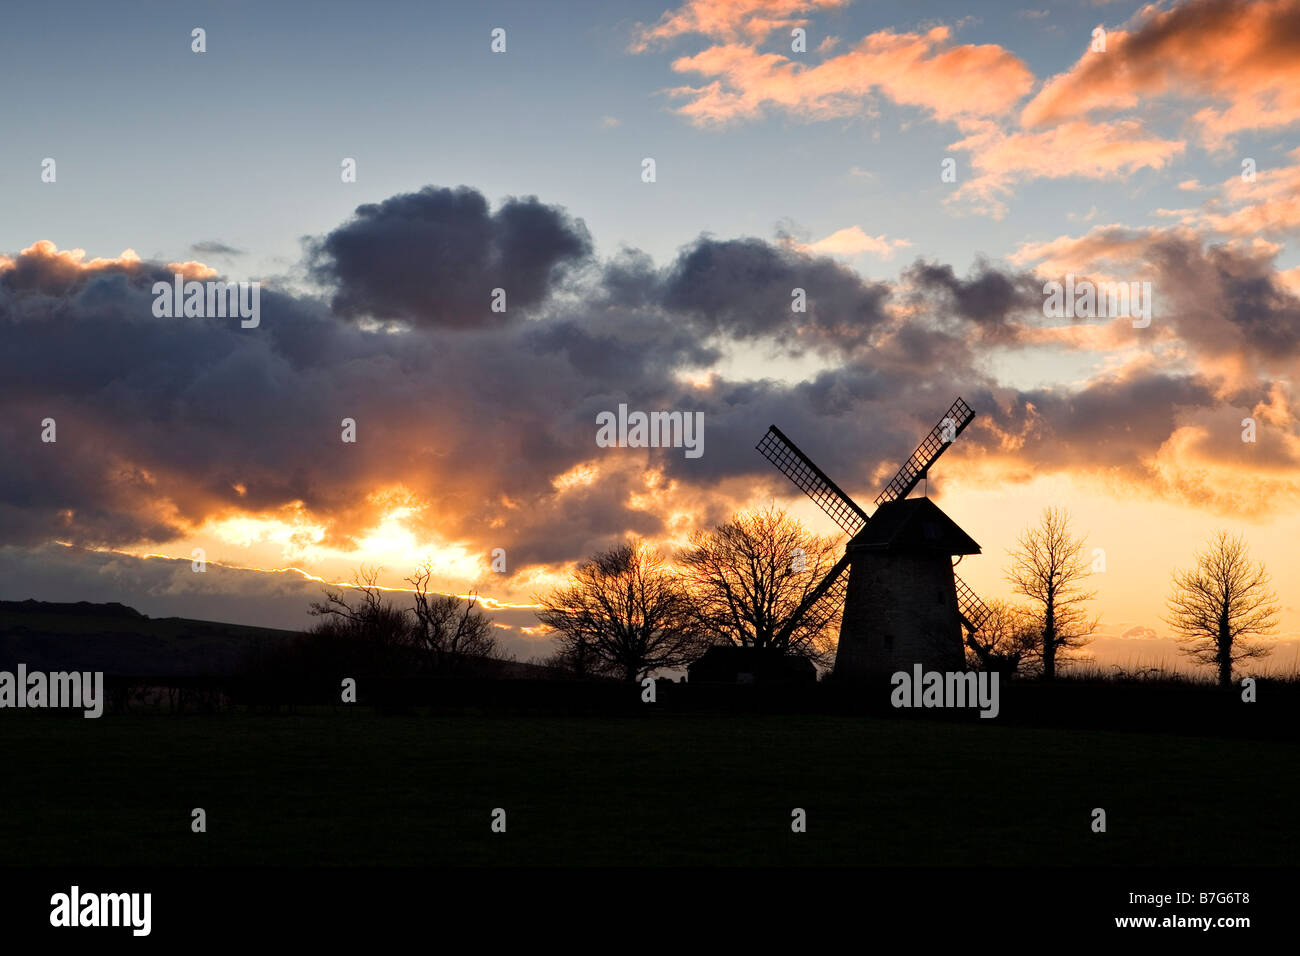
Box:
[0,599,300,676]
[0,599,148,620]
[0,599,565,680]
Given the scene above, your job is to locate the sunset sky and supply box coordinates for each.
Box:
[3,0,1300,675]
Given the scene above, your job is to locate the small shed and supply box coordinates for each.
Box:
[687,646,817,685]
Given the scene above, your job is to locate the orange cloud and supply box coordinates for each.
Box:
[1021,0,1300,150]
[1280,266,1300,297]
[948,120,1183,217]
[663,26,1034,126]
[1145,419,1300,518]
[1010,224,1188,275]
[1013,223,1300,396]
[631,0,849,49]
[166,260,219,279]
[637,0,1300,218]
[800,226,911,258]
[639,6,1184,214]
[1192,148,1300,238]
[0,240,223,290]
[0,240,142,275]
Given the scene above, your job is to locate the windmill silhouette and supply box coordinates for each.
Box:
[756,397,990,678]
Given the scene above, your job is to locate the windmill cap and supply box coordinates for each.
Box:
[849,497,981,555]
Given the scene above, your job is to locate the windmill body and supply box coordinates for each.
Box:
[755,398,990,680]
[836,497,979,678]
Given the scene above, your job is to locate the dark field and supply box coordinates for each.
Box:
[1,710,1296,866]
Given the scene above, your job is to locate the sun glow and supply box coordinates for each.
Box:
[204,505,327,552]
[551,461,601,491]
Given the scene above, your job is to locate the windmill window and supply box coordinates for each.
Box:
[923,522,940,540]
[936,589,945,605]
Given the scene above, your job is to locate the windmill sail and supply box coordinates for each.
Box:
[953,571,990,634]
[756,425,868,535]
[874,397,975,506]
[774,554,850,648]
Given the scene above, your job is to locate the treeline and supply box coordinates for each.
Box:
[244,561,506,684]
[539,506,1285,689]
[961,509,1281,688]
[536,506,843,681]
[247,506,1285,692]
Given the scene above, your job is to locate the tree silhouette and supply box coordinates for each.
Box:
[1006,507,1098,680]
[406,560,499,672]
[1164,531,1280,687]
[678,505,841,663]
[308,564,416,672]
[307,563,500,675]
[536,540,705,682]
[964,598,1038,677]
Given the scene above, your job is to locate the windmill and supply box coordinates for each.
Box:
[755,397,990,678]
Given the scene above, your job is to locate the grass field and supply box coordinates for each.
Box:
[1,710,1296,866]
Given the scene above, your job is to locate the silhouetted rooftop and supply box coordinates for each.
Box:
[848,496,980,555]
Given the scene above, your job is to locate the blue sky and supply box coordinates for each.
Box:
[5,0,1285,287]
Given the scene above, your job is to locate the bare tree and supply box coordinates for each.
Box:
[536,540,705,682]
[307,563,500,675]
[964,599,1038,677]
[1164,531,1280,687]
[406,560,500,672]
[678,505,842,664]
[308,564,415,670]
[309,564,387,625]
[1006,507,1098,680]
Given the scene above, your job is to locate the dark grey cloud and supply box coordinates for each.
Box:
[655,236,893,354]
[902,257,1041,340]
[983,375,1220,471]
[190,241,245,257]
[1144,235,1300,359]
[306,186,592,327]
[0,185,1290,580]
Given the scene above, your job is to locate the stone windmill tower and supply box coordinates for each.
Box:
[755,397,990,678]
